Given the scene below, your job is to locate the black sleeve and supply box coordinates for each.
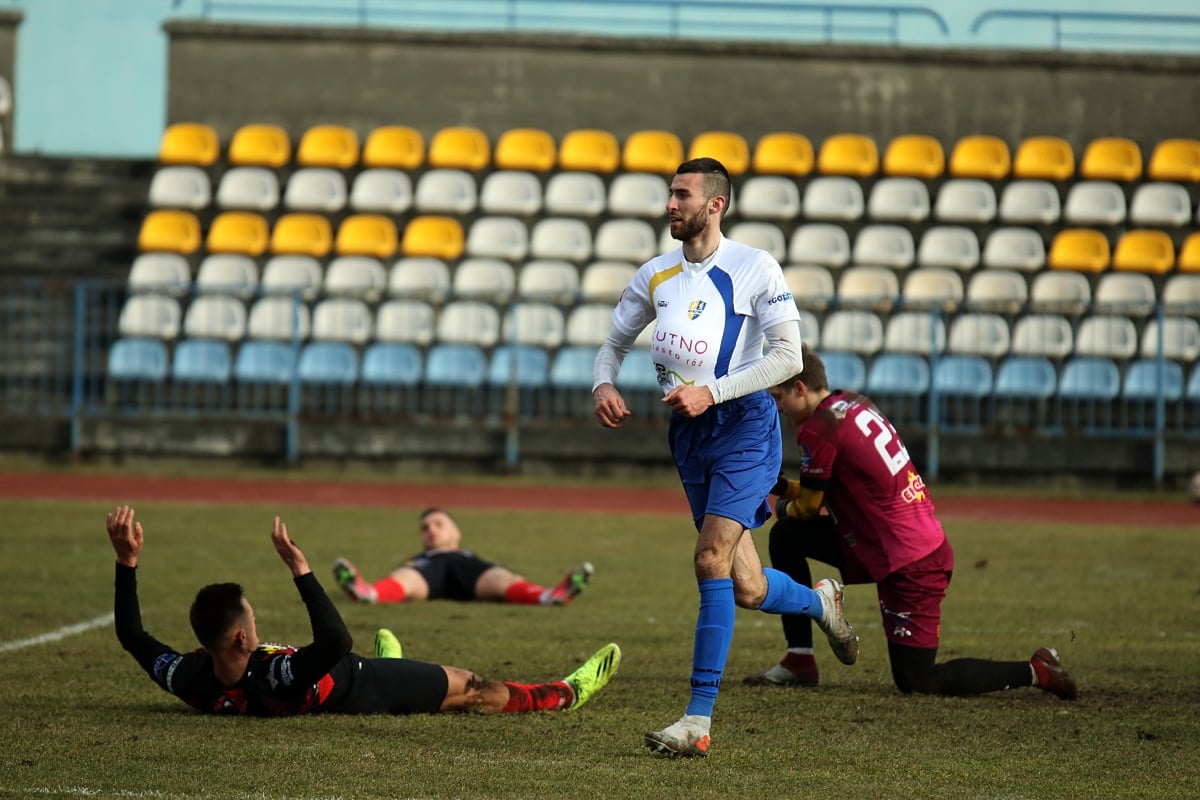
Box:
[266,573,354,691]
[114,563,204,696]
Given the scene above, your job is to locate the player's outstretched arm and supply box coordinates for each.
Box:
[271,516,311,577]
[106,505,143,568]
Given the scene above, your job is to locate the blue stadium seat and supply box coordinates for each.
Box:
[933,355,993,398]
[616,349,668,419]
[1058,356,1120,431]
[821,352,866,393]
[424,343,487,388]
[547,345,599,418]
[171,339,232,383]
[298,341,359,385]
[866,353,929,425]
[487,345,550,389]
[487,344,551,418]
[234,340,297,384]
[994,357,1058,399]
[1058,357,1121,400]
[107,337,169,381]
[424,343,487,417]
[1122,359,1184,402]
[933,354,993,430]
[360,342,422,386]
[866,353,930,395]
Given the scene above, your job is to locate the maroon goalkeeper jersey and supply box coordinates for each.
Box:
[794,390,946,582]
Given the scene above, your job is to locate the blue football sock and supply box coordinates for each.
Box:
[758,568,822,619]
[686,577,734,718]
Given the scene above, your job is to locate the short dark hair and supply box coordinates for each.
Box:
[419,507,454,523]
[675,157,732,214]
[780,342,828,392]
[189,582,246,650]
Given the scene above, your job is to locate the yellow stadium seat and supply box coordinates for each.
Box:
[948,135,1011,180]
[1147,138,1200,183]
[817,133,879,177]
[688,131,750,176]
[1112,230,1174,274]
[558,129,621,173]
[883,134,945,179]
[335,214,399,259]
[228,124,291,168]
[401,215,465,260]
[428,125,490,170]
[1048,228,1111,273]
[137,210,201,254]
[159,122,219,167]
[623,130,685,174]
[1178,232,1200,272]
[270,213,333,258]
[1013,136,1074,181]
[1080,137,1142,182]
[296,124,360,169]
[362,125,425,170]
[494,128,557,171]
[206,211,269,257]
[751,132,814,176]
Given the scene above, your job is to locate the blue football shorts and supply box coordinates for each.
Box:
[668,389,782,531]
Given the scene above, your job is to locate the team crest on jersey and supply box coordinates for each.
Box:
[686,300,707,320]
[901,470,927,503]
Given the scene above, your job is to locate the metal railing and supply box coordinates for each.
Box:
[174,0,949,44]
[970,9,1200,52]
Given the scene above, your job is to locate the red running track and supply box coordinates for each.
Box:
[0,472,1196,527]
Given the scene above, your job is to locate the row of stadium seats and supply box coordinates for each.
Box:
[105,337,1200,426]
[136,206,1200,275]
[127,251,1200,317]
[147,165,1200,231]
[159,121,1200,183]
[115,289,1200,365]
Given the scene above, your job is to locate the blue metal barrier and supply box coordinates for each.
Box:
[971,9,1200,52]
[178,0,949,43]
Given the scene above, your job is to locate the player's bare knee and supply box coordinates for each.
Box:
[733,583,766,609]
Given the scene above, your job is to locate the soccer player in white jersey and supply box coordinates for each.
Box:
[592,158,859,758]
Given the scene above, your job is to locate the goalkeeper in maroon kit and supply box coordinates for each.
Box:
[744,345,1077,700]
[106,506,620,717]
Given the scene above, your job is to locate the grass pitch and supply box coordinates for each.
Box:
[1,495,1198,799]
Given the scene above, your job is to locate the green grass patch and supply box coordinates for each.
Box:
[1,498,1198,799]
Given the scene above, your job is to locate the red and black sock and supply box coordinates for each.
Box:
[500,681,572,713]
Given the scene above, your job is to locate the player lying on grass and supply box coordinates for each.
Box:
[744,345,1078,701]
[332,506,593,606]
[106,505,620,716]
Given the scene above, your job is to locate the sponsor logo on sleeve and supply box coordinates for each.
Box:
[901,471,927,503]
[767,292,794,305]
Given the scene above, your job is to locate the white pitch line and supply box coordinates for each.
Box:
[0,613,114,653]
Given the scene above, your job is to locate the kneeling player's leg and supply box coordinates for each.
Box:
[888,642,1034,696]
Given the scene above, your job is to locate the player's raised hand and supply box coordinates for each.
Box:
[270,516,311,577]
[106,505,143,568]
[593,383,632,428]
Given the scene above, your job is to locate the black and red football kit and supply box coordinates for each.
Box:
[113,563,448,715]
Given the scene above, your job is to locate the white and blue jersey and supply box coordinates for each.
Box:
[612,235,799,530]
[609,236,799,393]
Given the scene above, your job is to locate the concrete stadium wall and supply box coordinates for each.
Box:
[165,21,1200,151]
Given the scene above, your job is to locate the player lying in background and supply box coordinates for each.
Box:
[332,506,593,606]
[745,344,1077,701]
[106,505,620,717]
